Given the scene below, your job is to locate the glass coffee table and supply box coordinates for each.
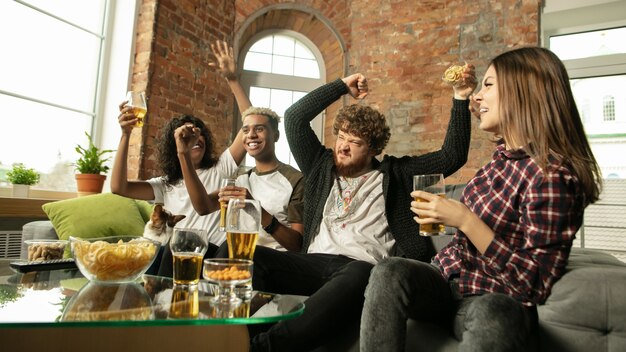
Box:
[0,268,305,351]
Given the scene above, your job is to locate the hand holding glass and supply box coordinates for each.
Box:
[169,228,208,285]
[126,91,147,127]
[413,174,446,236]
[219,178,237,232]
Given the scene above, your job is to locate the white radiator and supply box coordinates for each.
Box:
[0,231,22,259]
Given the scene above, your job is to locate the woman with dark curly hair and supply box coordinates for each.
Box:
[111,42,250,261]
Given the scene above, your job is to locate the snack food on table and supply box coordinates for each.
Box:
[71,237,158,282]
[205,266,251,281]
[26,240,67,261]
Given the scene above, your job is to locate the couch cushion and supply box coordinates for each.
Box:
[42,193,153,257]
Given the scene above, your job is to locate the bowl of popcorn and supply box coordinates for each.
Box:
[70,236,160,283]
[25,239,68,261]
[203,258,253,305]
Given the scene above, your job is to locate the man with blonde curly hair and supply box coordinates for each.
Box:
[249,71,476,352]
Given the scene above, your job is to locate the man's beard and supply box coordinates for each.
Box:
[334,152,371,177]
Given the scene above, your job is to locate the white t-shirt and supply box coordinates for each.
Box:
[147,149,238,245]
[235,163,304,251]
[307,170,395,264]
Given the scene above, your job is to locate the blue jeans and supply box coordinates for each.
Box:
[250,246,373,352]
[360,257,536,352]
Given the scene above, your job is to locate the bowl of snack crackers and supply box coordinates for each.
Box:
[25,239,68,261]
[70,236,160,283]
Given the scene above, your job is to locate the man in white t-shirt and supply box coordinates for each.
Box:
[219,106,304,252]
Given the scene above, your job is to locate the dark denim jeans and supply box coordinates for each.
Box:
[250,246,373,352]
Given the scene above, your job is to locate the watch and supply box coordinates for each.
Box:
[263,216,279,235]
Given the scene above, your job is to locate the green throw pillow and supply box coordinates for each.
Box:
[42,193,149,257]
[135,199,155,223]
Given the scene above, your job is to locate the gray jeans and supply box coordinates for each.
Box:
[360,257,536,352]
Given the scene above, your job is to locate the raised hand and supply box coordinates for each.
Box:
[174,123,200,154]
[117,100,136,135]
[342,73,368,100]
[453,64,477,100]
[209,40,237,80]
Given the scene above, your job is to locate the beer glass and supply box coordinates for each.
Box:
[219,178,237,232]
[225,199,261,260]
[225,199,261,299]
[169,228,208,285]
[413,174,446,236]
[126,91,147,127]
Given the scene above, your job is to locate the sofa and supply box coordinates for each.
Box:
[22,187,626,351]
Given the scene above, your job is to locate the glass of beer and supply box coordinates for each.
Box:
[219,178,237,232]
[169,228,208,285]
[413,173,446,236]
[225,199,261,299]
[126,91,147,127]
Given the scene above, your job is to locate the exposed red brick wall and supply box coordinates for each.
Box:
[129,0,236,179]
[131,0,541,184]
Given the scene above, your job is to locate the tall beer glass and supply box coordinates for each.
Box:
[126,91,147,127]
[225,199,260,299]
[413,174,446,236]
[170,228,208,285]
[225,199,261,260]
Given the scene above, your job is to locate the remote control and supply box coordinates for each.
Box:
[9,258,77,273]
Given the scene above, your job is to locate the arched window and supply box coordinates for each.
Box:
[603,95,615,121]
[240,30,325,169]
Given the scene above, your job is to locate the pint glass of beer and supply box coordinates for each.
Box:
[413,174,446,236]
[170,228,208,285]
[225,199,261,299]
[225,199,261,260]
[219,178,237,232]
[126,91,147,127]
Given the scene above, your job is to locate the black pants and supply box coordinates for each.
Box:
[250,246,373,352]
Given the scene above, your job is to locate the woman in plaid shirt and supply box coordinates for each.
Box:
[361,47,602,352]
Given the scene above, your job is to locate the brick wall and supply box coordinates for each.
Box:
[130,0,541,183]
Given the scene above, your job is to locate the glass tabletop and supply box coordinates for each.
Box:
[0,268,305,328]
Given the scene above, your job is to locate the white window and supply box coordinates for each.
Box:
[543,2,626,180]
[0,1,137,193]
[239,30,326,169]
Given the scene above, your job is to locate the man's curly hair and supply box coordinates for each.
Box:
[332,104,390,155]
[156,115,218,186]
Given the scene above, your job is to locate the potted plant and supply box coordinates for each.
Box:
[74,132,114,196]
[7,163,40,198]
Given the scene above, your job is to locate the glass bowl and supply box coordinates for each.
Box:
[203,258,253,306]
[70,235,160,283]
[25,239,68,261]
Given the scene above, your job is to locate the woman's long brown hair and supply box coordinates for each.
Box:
[492,46,602,204]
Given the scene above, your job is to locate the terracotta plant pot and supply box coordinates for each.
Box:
[75,174,106,197]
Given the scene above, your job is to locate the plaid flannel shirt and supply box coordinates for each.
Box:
[433,144,585,306]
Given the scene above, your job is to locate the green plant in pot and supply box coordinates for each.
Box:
[7,163,40,198]
[74,132,114,197]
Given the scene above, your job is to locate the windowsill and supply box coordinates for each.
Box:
[0,187,77,218]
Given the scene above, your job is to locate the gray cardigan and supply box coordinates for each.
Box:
[284,79,471,261]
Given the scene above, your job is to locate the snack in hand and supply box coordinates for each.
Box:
[442,63,468,86]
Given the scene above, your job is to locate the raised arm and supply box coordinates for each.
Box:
[110,101,156,200]
[174,124,221,215]
[284,74,367,175]
[209,40,248,165]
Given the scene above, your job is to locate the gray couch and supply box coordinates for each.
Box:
[22,185,626,351]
